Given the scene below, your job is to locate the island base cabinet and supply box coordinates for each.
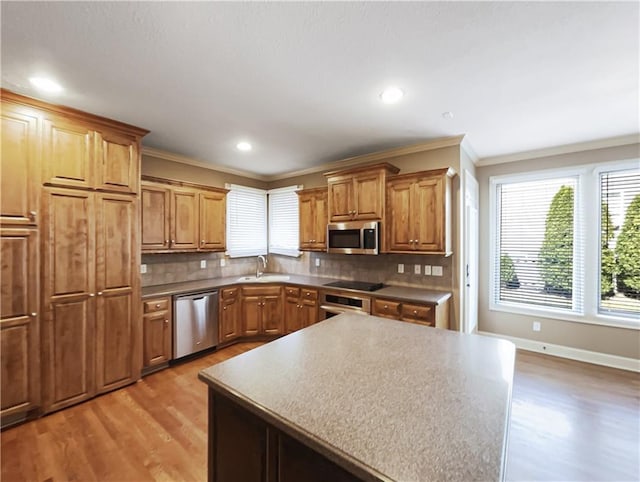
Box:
[208,392,360,482]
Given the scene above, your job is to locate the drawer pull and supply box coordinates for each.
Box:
[30,312,37,317]
[164,319,169,324]
[384,304,388,309]
[413,310,418,315]
[156,304,161,308]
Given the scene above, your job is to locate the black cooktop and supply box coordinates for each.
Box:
[323,280,384,292]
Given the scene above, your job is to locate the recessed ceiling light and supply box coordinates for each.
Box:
[379,86,404,104]
[236,141,252,152]
[442,111,454,120]
[29,77,63,93]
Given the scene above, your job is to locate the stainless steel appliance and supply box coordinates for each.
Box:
[174,291,219,359]
[323,280,384,292]
[319,291,373,320]
[327,221,379,255]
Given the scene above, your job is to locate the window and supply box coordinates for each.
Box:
[268,186,301,257]
[226,184,267,257]
[490,161,640,326]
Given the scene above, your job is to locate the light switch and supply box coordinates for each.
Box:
[315,258,321,267]
[424,265,432,276]
[432,265,443,276]
[397,263,404,274]
[414,264,421,275]
[200,260,207,269]
[140,264,147,274]
[220,258,226,267]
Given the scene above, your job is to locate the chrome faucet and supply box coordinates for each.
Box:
[256,255,267,278]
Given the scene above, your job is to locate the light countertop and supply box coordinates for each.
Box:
[199,314,515,481]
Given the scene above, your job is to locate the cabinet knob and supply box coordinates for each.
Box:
[413,310,418,315]
[164,319,169,324]
[409,239,414,243]
[201,239,205,244]
[156,303,161,308]
[171,239,175,244]
[165,239,169,244]
[97,291,103,296]
[29,211,37,221]
[223,306,227,310]
[89,293,95,297]
[384,305,388,309]
[30,312,37,317]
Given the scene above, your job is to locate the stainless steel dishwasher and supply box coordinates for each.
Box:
[173,291,219,359]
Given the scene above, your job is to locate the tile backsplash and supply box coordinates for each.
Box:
[141,251,453,291]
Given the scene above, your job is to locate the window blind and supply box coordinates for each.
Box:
[268,185,301,257]
[225,184,267,258]
[494,176,584,312]
[599,168,640,316]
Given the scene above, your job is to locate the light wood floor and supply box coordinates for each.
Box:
[2,344,638,481]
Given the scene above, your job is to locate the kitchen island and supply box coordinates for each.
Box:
[198,314,515,482]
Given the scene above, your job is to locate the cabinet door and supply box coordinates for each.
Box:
[171,189,199,250]
[43,116,95,189]
[1,104,39,225]
[1,228,39,420]
[312,191,328,250]
[414,177,444,252]
[199,191,226,251]
[242,296,261,336]
[262,295,283,335]
[143,311,171,368]
[41,188,96,412]
[353,172,383,220]
[284,298,302,334]
[400,302,434,326]
[95,130,139,194]
[328,177,354,222]
[220,297,240,342]
[95,194,139,392]
[298,193,315,249]
[387,180,414,251]
[301,300,318,328]
[141,184,171,251]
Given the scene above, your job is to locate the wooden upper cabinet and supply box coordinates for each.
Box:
[325,163,399,223]
[95,130,139,194]
[171,189,199,250]
[141,177,228,253]
[0,102,40,225]
[141,183,171,251]
[199,191,226,251]
[386,168,455,255]
[1,228,40,422]
[297,187,327,251]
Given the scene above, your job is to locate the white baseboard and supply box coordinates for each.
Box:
[477,331,640,373]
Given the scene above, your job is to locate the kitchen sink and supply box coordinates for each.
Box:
[237,274,291,283]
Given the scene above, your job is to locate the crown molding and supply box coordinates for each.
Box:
[141,146,270,181]
[476,134,640,167]
[143,135,466,183]
[460,135,479,165]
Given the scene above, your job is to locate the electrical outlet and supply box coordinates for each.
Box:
[315,258,320,267]
[533,321,541,332]
[397,263,404,274]
[414,264,421,275]
[432,265,443,276]
[424,265,432,276]
[220,258,226,267]
[140,264,147,274]
[200,260,207,269]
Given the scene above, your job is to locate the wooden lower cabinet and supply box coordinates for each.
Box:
[241,286,283,336]
[1,228,40,426]
[41,187,140,413]
[142,297,172,372]
[373,297,449,329]
[284,286,318,334]
[208,391,359,482]
[220,289,241,343]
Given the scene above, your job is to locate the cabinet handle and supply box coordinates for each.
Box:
[30,312,37,317]
[29,211,37,221]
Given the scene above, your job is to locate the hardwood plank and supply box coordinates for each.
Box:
[1,343,638,481]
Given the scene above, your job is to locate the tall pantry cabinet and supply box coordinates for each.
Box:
[0,89,148,424]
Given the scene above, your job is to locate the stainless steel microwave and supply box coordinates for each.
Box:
[327,221,379,255]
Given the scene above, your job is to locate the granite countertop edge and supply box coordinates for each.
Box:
[197,370,391,482]
[142,274,452,305]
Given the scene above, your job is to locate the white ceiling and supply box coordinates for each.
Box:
[2,2,638,176]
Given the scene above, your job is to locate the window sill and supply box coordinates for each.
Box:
[489,303,640,330]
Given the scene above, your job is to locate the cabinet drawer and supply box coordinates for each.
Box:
[143,298,170,313]
[242,285,282,297]
[373,299,401,318]
[284,286,300,298]
[400,303,434,325]
[301,289,318,301]
[222,287,239,299]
